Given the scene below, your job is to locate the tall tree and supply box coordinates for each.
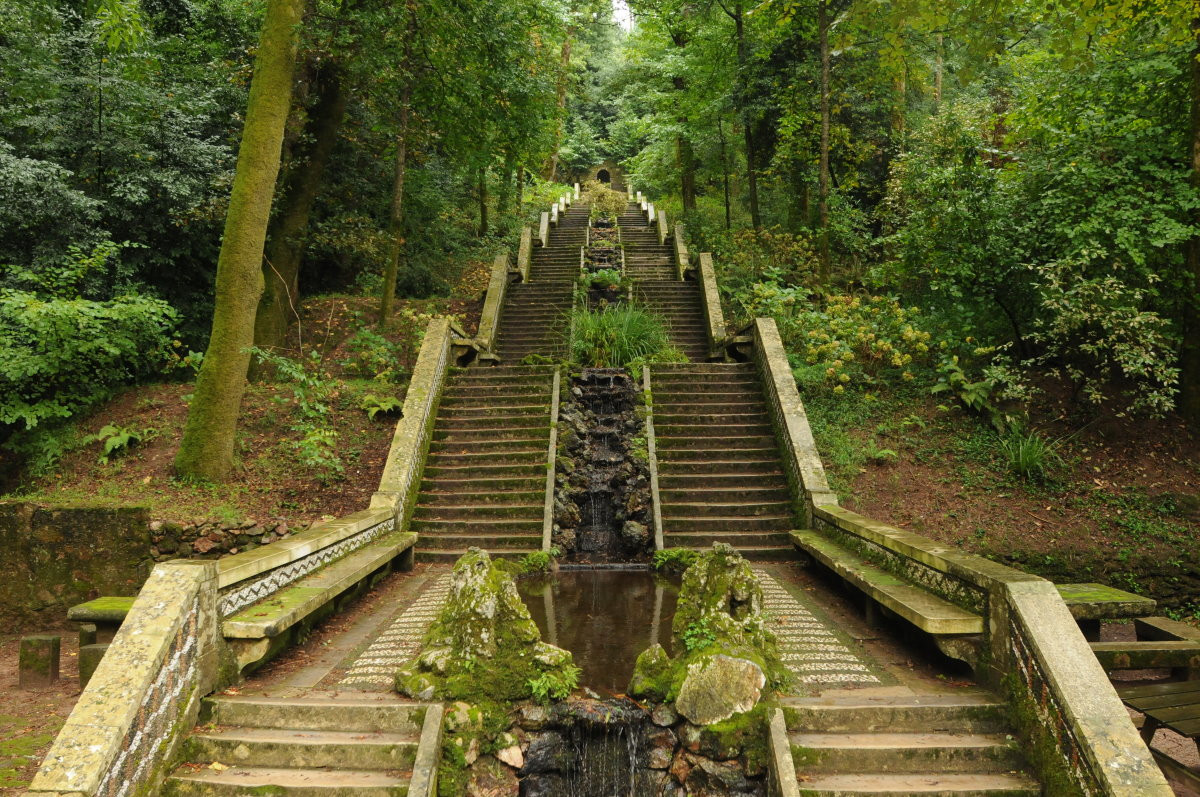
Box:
[174,0,303,481]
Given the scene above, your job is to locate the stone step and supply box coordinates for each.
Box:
[426,450,546,467]
[411,518,544,536]
[661,515,794,532]
[417,548,536,563]
[790,772,1041,796]
[654,363,756,372]
[656,434,778,450]
[657,459,786,475]
[661,500,794,519]
[659,449,781,464]
[437,404,550,418]
[436,416,548,431]
[660,487,791,505]
[654,393,765,406]
[659,474,787,491]
[412,503,544,521]
[416,532,544,549]
[432,428,550,444]
[449,365,555,376]
[780,695,1010,735]
[790,732,1024,775]
[164,766,412,796]
[652,375,759,388]
[424,461,546,479]
[442,384,550,397]
[202,694,427,734]
[663,544,795,562]
[662,530,794,548]
[656,423,775,438]
[654,412,770,426]
[423,475,546,491]
[187,727,418,771]
[418,489,544,506]
[428,438,548,454]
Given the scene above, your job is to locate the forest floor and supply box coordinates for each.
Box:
[0,260,488,528]
[805,381,1200,617]
[0,633,77,794]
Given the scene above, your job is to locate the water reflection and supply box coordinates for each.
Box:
[519,569,679,695]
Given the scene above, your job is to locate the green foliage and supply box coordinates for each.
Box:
[517,547,559,574]
[341,328,407,383]
[589,186,628,219]
[652,547,699,574]
[527,663,581,704]
[580,268,624,290]
[0,243,177,432]
[248,348,344,481]
[568,304,681,369]
[360,393,402,420]
[82,423,153,464]
[681,617,717,652]
[999,428,1064,483]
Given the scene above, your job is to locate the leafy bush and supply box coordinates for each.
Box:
[341,327,407,382]
[716,227,820,307]
[589,186,628,219]
[783,295,941,394]
[581,269,624,290]
[652,547,699,574]
[569,304,682,369]
[83,423,153,464]
[360,393,402,420]
[0,243,177,431]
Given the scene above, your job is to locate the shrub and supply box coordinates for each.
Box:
[0,243,177,432]
[589,186,628,219]
[249,348,344,481]
[569,304,681,369]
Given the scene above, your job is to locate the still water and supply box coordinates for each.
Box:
[518,568,679,695]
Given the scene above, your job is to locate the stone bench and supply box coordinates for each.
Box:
[223,531,417,672]
[791,529,984,664]
[1055,582,1157,640]
[67,596,136,643]
[1117,680,1200,755]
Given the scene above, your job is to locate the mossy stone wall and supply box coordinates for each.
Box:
[1,501,152,631]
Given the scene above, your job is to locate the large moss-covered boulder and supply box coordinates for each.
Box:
[395,548,577,703]
[629,543,784,724]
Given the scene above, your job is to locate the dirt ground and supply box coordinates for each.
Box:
[0,633,81,794]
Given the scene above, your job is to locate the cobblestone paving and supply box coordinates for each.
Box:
[339,573,451,689]
[755,568,881,688]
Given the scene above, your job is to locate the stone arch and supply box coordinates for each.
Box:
[596,168,611,183]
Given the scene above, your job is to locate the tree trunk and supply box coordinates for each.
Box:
[478,166,488,236]
[517,164,525,213]
[545,31,573,181]
[252,61,346,370]
[1180,18,1200,426]
[497,154,514,219]
[379,81,411,327]
[717,116,732,229]
[935,34,944,108]
[174,0,303,481]
[817,0,832,283]
[671,64,698,214]
[734,10,760,229]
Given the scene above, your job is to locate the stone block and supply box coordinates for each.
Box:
[19,634,60,688]
[78,643,109,688]
[77,623,97,648]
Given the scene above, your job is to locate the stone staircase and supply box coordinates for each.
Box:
[650,362,794,559]
[619,204,710,360]
[165,692,435,795]
[783,694,1041,796]
[495,202,589,362]
[410,365,554,562]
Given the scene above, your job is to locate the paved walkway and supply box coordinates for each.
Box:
[339,573,451,689]
[755,566,884,689]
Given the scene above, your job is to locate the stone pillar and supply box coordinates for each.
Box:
[19,635,60,688]
[78,623,98,648]
[79,643,110,688]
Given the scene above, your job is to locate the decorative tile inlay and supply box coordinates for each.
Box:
[218,518,395,617]
[755,569,881,688]
[340,574,452,689]
[96,597,199,797]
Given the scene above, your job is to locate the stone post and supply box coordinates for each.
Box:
[78,643,109,689]
[19,635,60,688]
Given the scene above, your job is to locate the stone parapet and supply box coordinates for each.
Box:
[27,560,220,797]
[476,252,510,353]
[698,254,726,359]
[517,226,533,282]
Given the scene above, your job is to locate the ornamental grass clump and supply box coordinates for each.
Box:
[568,304,681,369]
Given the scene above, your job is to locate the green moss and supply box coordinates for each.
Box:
[0,715,55,788]
[702,704,771,770]
[790,742,824,769]
[1002,672,1088,796]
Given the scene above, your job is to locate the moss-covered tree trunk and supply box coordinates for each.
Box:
[817,0,832,283]
[477,166,488,237]
[544,30,573,182]
[379,81,411,328]
[174,0,303,481]
[1181,19,1200,426]
[251,61,346,369]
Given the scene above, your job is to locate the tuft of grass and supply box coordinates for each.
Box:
[1000,427,1063,483]
[568,304,680,369]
